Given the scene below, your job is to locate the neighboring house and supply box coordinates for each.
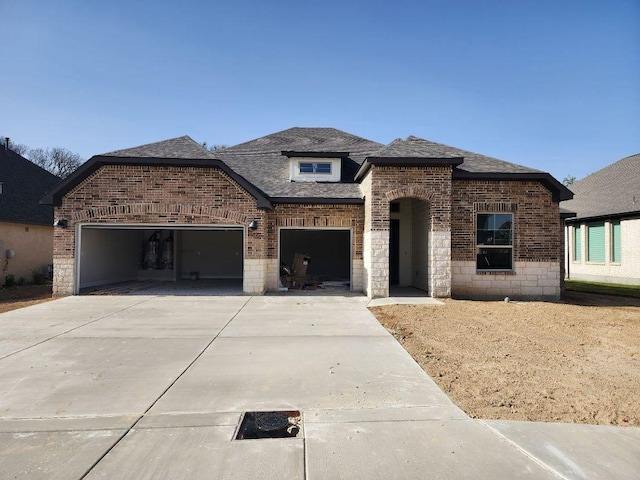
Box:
[0,143,60,282]
[562,153,640,285]
[42,128,572,298]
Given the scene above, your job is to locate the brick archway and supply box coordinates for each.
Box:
[70,203,250,225]
[385,186,435,203]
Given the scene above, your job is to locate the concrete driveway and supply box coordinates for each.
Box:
[0,295,638,479]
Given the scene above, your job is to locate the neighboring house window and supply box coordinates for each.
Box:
[611,220,621,263]
[476,213,513,270]
[587,222,605,262]
[299,162,331,174]
[573,225,581,261]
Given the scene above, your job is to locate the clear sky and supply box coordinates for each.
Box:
[1,0,638,182]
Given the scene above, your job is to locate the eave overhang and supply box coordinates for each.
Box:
[40,155,273,209]
[269,197,364,205]
[564,210,640,224]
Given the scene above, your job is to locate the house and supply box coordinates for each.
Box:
[42,128,572,298]
[562,153,640,285]
[0,142,60,282]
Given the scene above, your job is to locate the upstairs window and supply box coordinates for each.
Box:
[476,213,513,271]
[299,162,331,174]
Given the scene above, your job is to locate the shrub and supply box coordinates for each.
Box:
[3,274,15,287]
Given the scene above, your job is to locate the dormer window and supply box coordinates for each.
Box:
[299,162,331,174]
[283,150,348,183]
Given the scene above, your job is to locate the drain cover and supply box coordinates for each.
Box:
[235,411,302,440]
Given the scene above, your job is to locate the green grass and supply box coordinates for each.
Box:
[565,280,640,299]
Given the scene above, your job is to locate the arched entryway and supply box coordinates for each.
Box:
[388,197,430,295]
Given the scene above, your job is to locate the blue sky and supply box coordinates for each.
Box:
[1,0,638,182]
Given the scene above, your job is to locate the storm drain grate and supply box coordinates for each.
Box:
[234,411,302,440]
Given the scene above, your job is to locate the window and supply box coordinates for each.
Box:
[299,162,331,174]
[611,221,621,263]
[476,213,513,270]
[587,222,605,262]
[573,225,581,261]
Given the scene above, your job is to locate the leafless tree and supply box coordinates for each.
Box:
[28,147,83,178]
[202,141,227,152]
[2,137,29,155]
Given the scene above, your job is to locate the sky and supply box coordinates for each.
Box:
[1,0,638,182]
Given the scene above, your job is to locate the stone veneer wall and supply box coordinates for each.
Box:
[53,164,266,296]
[451,180,562,299]
[265,203,365,292]
[361,165,454,298]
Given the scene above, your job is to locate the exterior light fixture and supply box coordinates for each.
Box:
[54,218,68,228]
[248,219,258,230]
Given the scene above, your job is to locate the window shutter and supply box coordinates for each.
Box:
[574,225,581,261]
[612,221,621,263]
[587,222,605,262]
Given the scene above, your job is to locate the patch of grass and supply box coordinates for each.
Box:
[565,280,640,299]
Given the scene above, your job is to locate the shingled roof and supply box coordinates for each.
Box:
[102,135,212,160]
[214,128,382,199]
[561,153,640,221]
[43,127,571,205]
[0,147,60,225]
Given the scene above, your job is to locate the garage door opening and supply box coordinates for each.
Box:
[77,225,243,294]
[279,229,351,290]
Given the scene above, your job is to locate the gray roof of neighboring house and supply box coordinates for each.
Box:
[0,147,60,225]
[102,135,212,160]
[561,153,640,221]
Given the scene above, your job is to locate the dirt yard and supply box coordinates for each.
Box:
[371,292,640,426]
[0,284,53,314]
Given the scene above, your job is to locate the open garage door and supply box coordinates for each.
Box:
[279,229,351,289]
[77,225,243,293]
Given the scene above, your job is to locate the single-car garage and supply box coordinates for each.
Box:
[279,228,351,289]
[77,225,243,293]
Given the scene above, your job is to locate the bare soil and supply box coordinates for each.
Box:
[0,284,53,313]
[371,292,640,426]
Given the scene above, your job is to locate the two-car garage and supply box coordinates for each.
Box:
[76,225,243,293]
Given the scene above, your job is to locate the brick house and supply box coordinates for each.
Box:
[42,128,572,298]
[562,153,640,285]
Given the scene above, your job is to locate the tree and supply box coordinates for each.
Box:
[202,141,227,152]
[28,147,83,178]
[562,175,576,186]
[2,135,83,178]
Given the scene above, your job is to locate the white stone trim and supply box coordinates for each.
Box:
[452,260,561,299]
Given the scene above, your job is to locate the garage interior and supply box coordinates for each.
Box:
[78,226,243,294]
[279,229,351,290]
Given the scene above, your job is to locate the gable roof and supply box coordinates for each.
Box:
[562,153,640,221]
[41,136,272,209]
[0,147,60,225]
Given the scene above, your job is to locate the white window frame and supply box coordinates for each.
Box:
[289,157,341,182]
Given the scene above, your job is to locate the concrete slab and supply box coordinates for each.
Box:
[305,405,467,423]
[0,429,124,480]
[0,337,210,418]
[305,419,557,479]
[483,420,640,480]
[136,412,241,429]
[222,296,388,337]
[150,335,457,414]
[0,296,154,357]
[84,426,304,480]
[0,415,138,433]
[67,297,250,338]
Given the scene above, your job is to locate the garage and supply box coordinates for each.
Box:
[77,225,243,293]
[279,229,351,289]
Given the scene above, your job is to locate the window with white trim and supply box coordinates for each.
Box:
[476,213,513,270]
